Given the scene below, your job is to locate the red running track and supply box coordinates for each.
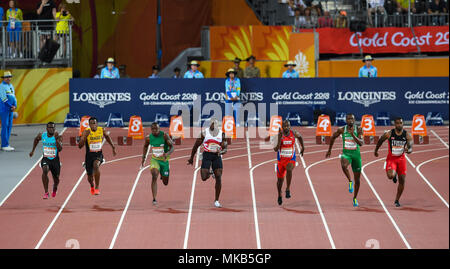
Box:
[0,127,448,249]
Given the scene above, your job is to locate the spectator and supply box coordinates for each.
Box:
[310,1,323,17]
[428,0,447,25]
[359,55,378,78]
[55,3,72,57]
[335,10,348,28]
[224,68,242,127]
[288,0,306,16]
[304,7,317,28]
[396,0,416,13]
[0,4,4,20]
[318,10,333,27]
[293,8,307,31]
[100,58,120,79]
[6,0,23,58]
[232,57,244,78]
[36,0,57,50]
[244,55,260,78]
[148,65,160,78]
[0,71,17,151]
[119,65,130,78]
[368,0,387,27]
[173,67,182,78]
[282,61,300,78]
[184,61,204,78]
[93,64,104,78]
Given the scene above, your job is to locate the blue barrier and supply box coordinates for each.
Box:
[63,113,80,127]
[69,77,449,126]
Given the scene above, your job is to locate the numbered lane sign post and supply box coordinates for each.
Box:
[361,114,379,144]
[169,115,184,145]
[411,114,429,144]
[128,116,144,139]
[268,115,282,136]
[316,114,332,144]
[222,116,236,145]
[70,115,90,146]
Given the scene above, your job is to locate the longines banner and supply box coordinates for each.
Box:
[69,78,449,126]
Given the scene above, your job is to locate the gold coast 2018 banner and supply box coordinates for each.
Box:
[209,26,316,77]
[1,68,72,124]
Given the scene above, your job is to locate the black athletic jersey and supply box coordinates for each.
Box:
[388,129,407,157]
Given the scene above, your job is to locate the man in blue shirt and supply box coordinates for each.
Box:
[359,55,378,78]
[101,58,120,79]
[282,61,300,78]
[184,61,204,79]
[0,71,17,151]
[224,68,242,127]
[148,65,161,78]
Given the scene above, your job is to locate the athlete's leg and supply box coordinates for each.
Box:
[386,169,396,179]
[213,168,223,201]
[285,162,295,193]
[395,175,405,202]
[277,177,284,198]
[353,172,361,199]
[41,165,50,193]
[51,164,60,193]
[150,168,160,201]
[340,157,352,182]
[200,169,210,181]
[161,176,169,186]
[93,160,101,189]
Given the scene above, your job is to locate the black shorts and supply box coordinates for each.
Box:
[85,152,104,176]
[41,157,61,178]
[201,151,223,171]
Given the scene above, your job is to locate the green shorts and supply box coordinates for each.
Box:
[341,151,362,172]
[150,158,170,178]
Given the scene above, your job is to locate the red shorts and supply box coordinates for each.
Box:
[385,155,407,176]
[276,159,296,179]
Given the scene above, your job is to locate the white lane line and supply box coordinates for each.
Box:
[416,155,449,208]
[431,130,449,149]
[295,140,306,168]
[1,127,68,207]
[361,158,412,249]
[246,130,252,169]
[304,158,337,249]
[109,154,191,249]
[183,147,200,249]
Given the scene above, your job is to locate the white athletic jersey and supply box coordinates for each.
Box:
[202,128,223,153]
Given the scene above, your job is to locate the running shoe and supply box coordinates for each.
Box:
[90,187,95,195]
[94,189,100,195]
[352,198,359,207]
[214,200,222,208]
[392,174,398,184]
[277,196,282,205]
[285,190,291,199]
[43,192,49,199]
[51,190,57,198]
[349,181,354,193]
[152,199,157,205]
[394,200,401,207]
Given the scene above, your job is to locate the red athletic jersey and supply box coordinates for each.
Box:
[277,130,296,161]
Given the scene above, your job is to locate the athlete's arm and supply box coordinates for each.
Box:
[374,130,390,157]
[104,129,117,156]
[274,129,283,152]
[405,132,413,154]
[219,132,228,156]
[29,133,42,157]
[294,130,305,156]
[78,129,90,149]
[55,131,63,152]
[326,128,343,158]
[142,136,150,167]
[350,126,364,146]
[188,132,204,165]
[163,133,174,160]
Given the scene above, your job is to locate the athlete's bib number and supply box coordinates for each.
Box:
[206,143,221,153]
[89,142,102,152]
[280,148,293,158]
[344,140,357,150]
[43,147,56,158]
[152,147,164,157]
[392,146,404,156]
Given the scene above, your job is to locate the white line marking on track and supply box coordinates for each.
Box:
[246,130,252,169]
[431,130,449,149]
[415,155,449,208]
[109,154,191,249]
[183,147,200,249]
[0,127,67,207]
[361,158,412,249]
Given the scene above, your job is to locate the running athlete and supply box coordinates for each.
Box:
[325,114,363,207]
[274,120,305,205]
[141,122,174,205]
[78,117,116,195]
[29,122,63,199]
[374,117,413,207]
[187,119,227,208]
